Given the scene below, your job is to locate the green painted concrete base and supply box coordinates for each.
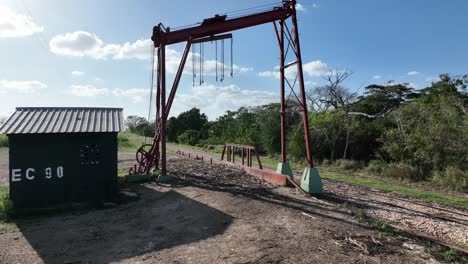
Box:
[126,174,152,183]
[158,174,175,183]
[300,167,323,194]
[277,162,294,179]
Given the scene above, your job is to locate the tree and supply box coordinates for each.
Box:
[306,69,358,159]
[176,108,208,132]
[125,115,147,133]
[380,77,468,179]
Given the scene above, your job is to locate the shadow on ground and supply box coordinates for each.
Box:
[15,184,232,263]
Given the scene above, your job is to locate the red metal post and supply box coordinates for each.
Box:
[279,19,287,163]
[221,145,226,160]
[291,4,314,168]
[160,42,167,175]
[154,47,161,170]
[255,150,263,170]
[241,147,245,165]
[165,41,192,117]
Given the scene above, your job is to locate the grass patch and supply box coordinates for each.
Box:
[118,132,148,152]
[322,173,468,209]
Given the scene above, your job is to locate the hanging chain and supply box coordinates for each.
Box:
[230,37,234,78]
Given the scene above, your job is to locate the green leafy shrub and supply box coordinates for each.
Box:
[432,167,468,192]
[117,133,132,149]
[381,163,424,181]
[366,160,388,175]
[319,159,331,166]
[0,134,8,148]
[177,129,200,146]
[0,187,14,221]
[334,159,364,170]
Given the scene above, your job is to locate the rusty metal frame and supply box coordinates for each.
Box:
[221,144,263,170]
[130,0,315,176]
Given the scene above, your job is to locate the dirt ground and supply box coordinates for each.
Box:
[167,144,468,251]
[0,151,465,263]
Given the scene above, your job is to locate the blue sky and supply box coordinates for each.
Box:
[1,0,467,120]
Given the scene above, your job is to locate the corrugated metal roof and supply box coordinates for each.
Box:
[0,107,124,134]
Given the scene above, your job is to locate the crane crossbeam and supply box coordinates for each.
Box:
[152,2,293,46]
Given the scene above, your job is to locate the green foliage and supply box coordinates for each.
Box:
[365,160,388,175]
[334,159,364,170]
[177,129,200,146]
[0,134,7,148]
[117,133,131,149]
[380,163,424,181]
[432,167,468,192]
[167,108,208,144]
[380,75,468,180]
[125,115,154,137]
[0,187,14,221]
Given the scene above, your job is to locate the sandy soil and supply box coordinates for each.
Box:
[0,153,452,263]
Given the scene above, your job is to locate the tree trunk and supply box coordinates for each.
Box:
[343,128,351,160]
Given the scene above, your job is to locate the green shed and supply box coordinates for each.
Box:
[0,107,124,208]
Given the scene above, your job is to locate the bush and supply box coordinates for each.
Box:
[366,160,388,175]
[117,133,132,149]
[432,167,468,192]
[0,187,14,221]
[381,163,424,181]
[0,134,8,148]
[334,159,364,170]
[177,129,200,146]
[320,159,331,166]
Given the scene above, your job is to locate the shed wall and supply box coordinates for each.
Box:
[8,133,118,208]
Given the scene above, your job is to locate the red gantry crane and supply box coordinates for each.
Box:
[130,0,323,193]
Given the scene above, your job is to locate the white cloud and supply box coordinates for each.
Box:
[49,32,254,73]
[70,84,110,96]
[0,79,47,94]
[305,80,318,86]
[113,39,152,60]
[111,88,148,102]
[258,60,332,79]
[69,84,148,103]
[312,4,319,8]
[0,6,44,38]
[296,3,306,12]
[71,70,85,76]
[425,76,440,82]
[407,71,420,76]
[49,31,116,59]
[68,83,274,118]
[372,75,381,80]
[303,60,332,77]
[171,84,278,119]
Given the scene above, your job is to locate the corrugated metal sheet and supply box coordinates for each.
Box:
[0,107,124,134]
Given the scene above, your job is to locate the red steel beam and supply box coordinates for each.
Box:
[152,3,293,46]
[291,6,314,168]
[279,19,287,163]
[165,40,191,118]
[160,43,167,175]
